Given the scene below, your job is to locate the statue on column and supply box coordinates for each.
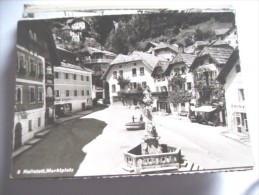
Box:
[141,86,162,154]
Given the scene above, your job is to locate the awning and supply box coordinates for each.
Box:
[192,106,217,112]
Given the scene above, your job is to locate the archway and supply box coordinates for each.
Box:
[14,123,22,150]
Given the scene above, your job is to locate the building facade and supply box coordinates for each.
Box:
[54,62,93,117]
[102,52,166,106]
[165,53,196,115]
[14,45,46,150]
[217,49,248,134]
[190,46,234,125]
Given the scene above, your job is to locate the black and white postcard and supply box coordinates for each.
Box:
[11,8,254,178]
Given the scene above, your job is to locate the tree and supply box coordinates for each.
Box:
[117,76,130,90]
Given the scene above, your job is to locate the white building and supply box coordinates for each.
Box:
[164,53,196,115]
[102,51,168,106]
[14,45,46,150]
[152,42,178,62]
[54,62,93,116]
[217,49,249,134]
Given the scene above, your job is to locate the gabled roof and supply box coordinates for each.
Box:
[165,53,196,76]
[87,47,116,56]
[217,48,240,84]
[190,46,234,69]
[59,62,93,73]
[62,25,71,31]
[210,39,233,48]
[153,42,178,53]
[215,28,230,36]
[102,51,167,80]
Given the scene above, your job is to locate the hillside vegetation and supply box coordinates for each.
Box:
[50,12,235,54]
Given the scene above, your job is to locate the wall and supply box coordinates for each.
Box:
[106,60,155,103]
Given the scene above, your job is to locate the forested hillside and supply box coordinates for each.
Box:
[49,11,235,54]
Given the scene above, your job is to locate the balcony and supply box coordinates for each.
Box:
[82,58,113,64]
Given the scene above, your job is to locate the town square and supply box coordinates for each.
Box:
[11,10,254,178]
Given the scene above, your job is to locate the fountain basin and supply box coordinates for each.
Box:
[123,144,182,174]
[125,122,145,131]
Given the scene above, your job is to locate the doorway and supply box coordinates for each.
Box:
[14,123,22,150]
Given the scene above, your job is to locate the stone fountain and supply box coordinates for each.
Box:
[123,87,183,174]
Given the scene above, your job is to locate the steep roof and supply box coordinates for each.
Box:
[165,53,196,75]
[217,48,240,84]
[210,39,233,48]
[215,28,230,36]
[191,46,234,68]
[153,42,178,53]
[102,51,167,80]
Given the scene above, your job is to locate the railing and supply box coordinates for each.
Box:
[124,147,181,173]
[82,58,113,64]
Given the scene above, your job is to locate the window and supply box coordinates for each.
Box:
[142,82,147,89]
[38,87,43,103]
[29,120,32,132]
[38,117,41,127]
[181,67,186,74]
[133,82,137,89]
[55,72,59,79]
[86,90,90,96]
[73,74,77,80]
[236,64,241,73]
[74,90,78,96]
[65,73,69,79]
[38,62,43,77]
[132,68,137,76]
[133,63,137,66]
[119,70,123,77]
[86,76,89,81]
[112,84,116,92]
[113,71,117,79]
[29,86,35,103]
[140,67,145,75]
[238,89,245,102]
[15,86,23,104]
[29,58,36,76]
[55,90,60,97]
[174,68,179,76]
[81,75,84,81]
[187,82,192,90]
[81,90,84,96]
[18,52,26,72]
[66,90,70,97]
